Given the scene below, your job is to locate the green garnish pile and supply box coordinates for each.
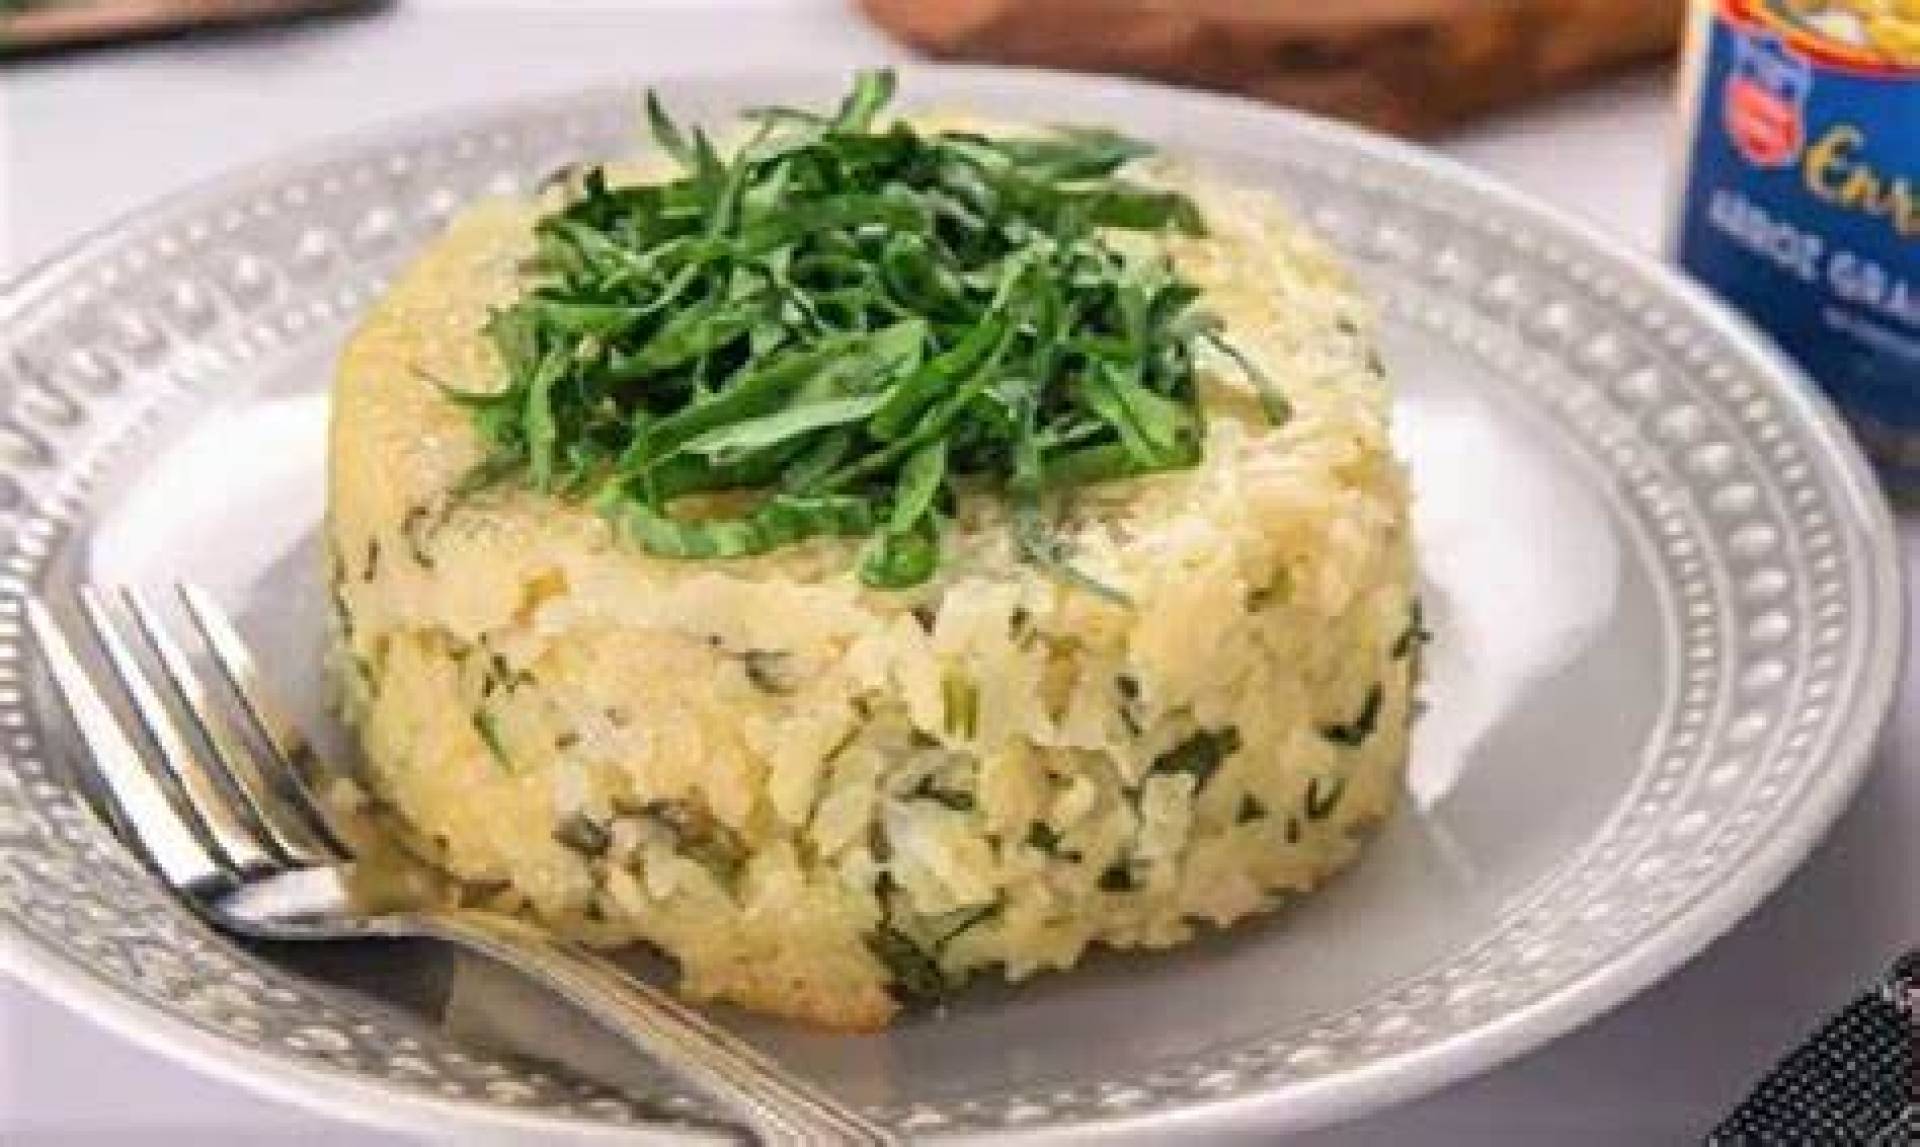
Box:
[456,70,1278,594]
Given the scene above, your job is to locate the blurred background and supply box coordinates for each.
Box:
[0,0,1684,274]
[1,0,1683,136]
[3,2,1915,1145]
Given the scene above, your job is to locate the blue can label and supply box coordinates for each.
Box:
[1676,1,1919,473]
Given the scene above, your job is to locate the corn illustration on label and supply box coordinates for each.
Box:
[1675,0,1920,485]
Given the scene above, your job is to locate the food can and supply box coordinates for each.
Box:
[1672,0,1920,496]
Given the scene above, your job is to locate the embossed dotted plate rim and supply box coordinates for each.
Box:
[0,67,1902,1143]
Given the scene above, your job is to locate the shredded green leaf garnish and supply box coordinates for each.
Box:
[452,69,1266,593]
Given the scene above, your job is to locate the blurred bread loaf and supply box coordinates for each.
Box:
[860,0,1684,135]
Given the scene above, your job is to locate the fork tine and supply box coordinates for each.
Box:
[176,583,349,858]
[78,586,279,879]
[122,588,342,869]
[25,597,228,894]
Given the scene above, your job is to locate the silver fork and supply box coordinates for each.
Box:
[25,584,898,1147]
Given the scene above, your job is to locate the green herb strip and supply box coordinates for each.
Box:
[1116,673,1144,736]
[615,796,746,884]
[940,671,980,740]
[933,900,1002,952]
[866,923,948,1002]
[472,709,511,772]
[401,505,438,569]
[1305,776,1347,821]
[553,812,611,856]
[741,649,796,695]
[1150,726,1242,790]
[907,773,975,812]
[1320,684,1383,748]
[1392,599,1431,660]
[1026,821,1064,854]
[865,888,1003,1004]
[454,69,1281,593]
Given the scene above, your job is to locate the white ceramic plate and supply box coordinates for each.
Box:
[0,68,1901,1142]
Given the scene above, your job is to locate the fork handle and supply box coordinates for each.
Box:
[412,911,899,1145]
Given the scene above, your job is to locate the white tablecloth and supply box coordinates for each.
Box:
[2,3,1914,1143]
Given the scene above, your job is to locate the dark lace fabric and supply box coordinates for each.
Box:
[1708,950,1918,1146]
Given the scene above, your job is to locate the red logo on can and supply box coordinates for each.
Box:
[1724,34,1813,168]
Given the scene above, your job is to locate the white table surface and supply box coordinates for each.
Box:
[1,3,1913,1143]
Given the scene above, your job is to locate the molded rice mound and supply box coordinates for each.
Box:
[327,154,1416,1030]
